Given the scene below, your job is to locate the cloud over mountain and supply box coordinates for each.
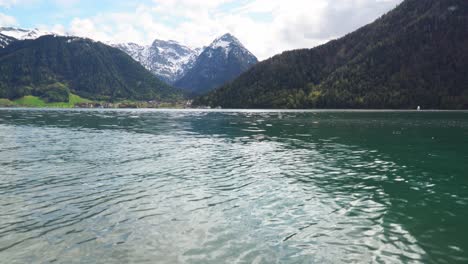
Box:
[0,0,403,60]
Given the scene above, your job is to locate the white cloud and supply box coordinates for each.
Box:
[69,17,111,41]
[0,12,17,26]
[53,0,79,8]
[0,0,18,7]
[0,0,40,8]
[42,0,403,60]
[227,0,402,58]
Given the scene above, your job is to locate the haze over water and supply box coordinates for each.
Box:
[0,109,467,263]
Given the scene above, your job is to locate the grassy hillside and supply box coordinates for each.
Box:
[0,94,91,108]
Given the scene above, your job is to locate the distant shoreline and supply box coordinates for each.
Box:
[1,107,467,112]
[0,95,191,109]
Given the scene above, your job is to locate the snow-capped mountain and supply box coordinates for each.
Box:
[114,40,201,84]
[174,33,258,96]
[115,33,258,93]
[0,27,54,41]
[1,27,259,95]
[0,33,15,48]
[205,33,257,61]
[0,27,61,49]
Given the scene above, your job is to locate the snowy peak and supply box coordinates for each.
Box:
[0,27,55,40]
[150,39,195,59]
[113,42,147,62]
[208,33,245,56]
[113,39,200,84]
[174,33,258,96]
[108,33,258,92]
[147,39,200,83]
[209,33,243,49]
[205,33,255,60]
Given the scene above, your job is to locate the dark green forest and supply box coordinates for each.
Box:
[0,36,181,102]
[195,0,468,109]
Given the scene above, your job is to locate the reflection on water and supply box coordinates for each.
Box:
[0,109,467,263]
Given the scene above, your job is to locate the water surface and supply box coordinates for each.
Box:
[0,109,467,263]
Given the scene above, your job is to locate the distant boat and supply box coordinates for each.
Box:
[417,106,421,111]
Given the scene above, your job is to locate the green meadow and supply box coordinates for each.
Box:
[0,94,92,108]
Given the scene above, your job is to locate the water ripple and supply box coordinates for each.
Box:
[0,109,467,263]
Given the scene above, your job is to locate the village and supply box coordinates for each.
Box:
[74,100,194,109]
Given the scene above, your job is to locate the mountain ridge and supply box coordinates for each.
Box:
[0,33,15,48]
[113,39,201,84]
[174,33,258,96]
[0,27,55,40]
[114,33,258,96]
[0,27,259,98]
[195,0,468,109]
[0,35,180,102]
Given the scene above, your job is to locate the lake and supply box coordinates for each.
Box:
[0,109,467,263]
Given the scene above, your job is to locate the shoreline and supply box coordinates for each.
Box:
[1,107,467,112]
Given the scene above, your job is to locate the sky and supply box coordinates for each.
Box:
[0,0,403,60]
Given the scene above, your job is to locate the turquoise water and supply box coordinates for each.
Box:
[0,109,467,263]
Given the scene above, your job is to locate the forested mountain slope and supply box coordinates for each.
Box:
[0,36,180,102]
[195,0,468,109]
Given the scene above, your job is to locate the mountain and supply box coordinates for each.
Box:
[114,33,258,96]
[113,40,200,84]
[195,0,468,109]
[175,33,258,96]
[0,35,180,102]
[0,34,15,48]
[0,27,53,40]
[0,27,258,100]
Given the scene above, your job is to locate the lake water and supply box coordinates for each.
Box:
[0,109,467,263]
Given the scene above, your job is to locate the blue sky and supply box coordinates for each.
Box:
[2,1,257,28]
[4,1,129,27]
[0,0,402,60]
